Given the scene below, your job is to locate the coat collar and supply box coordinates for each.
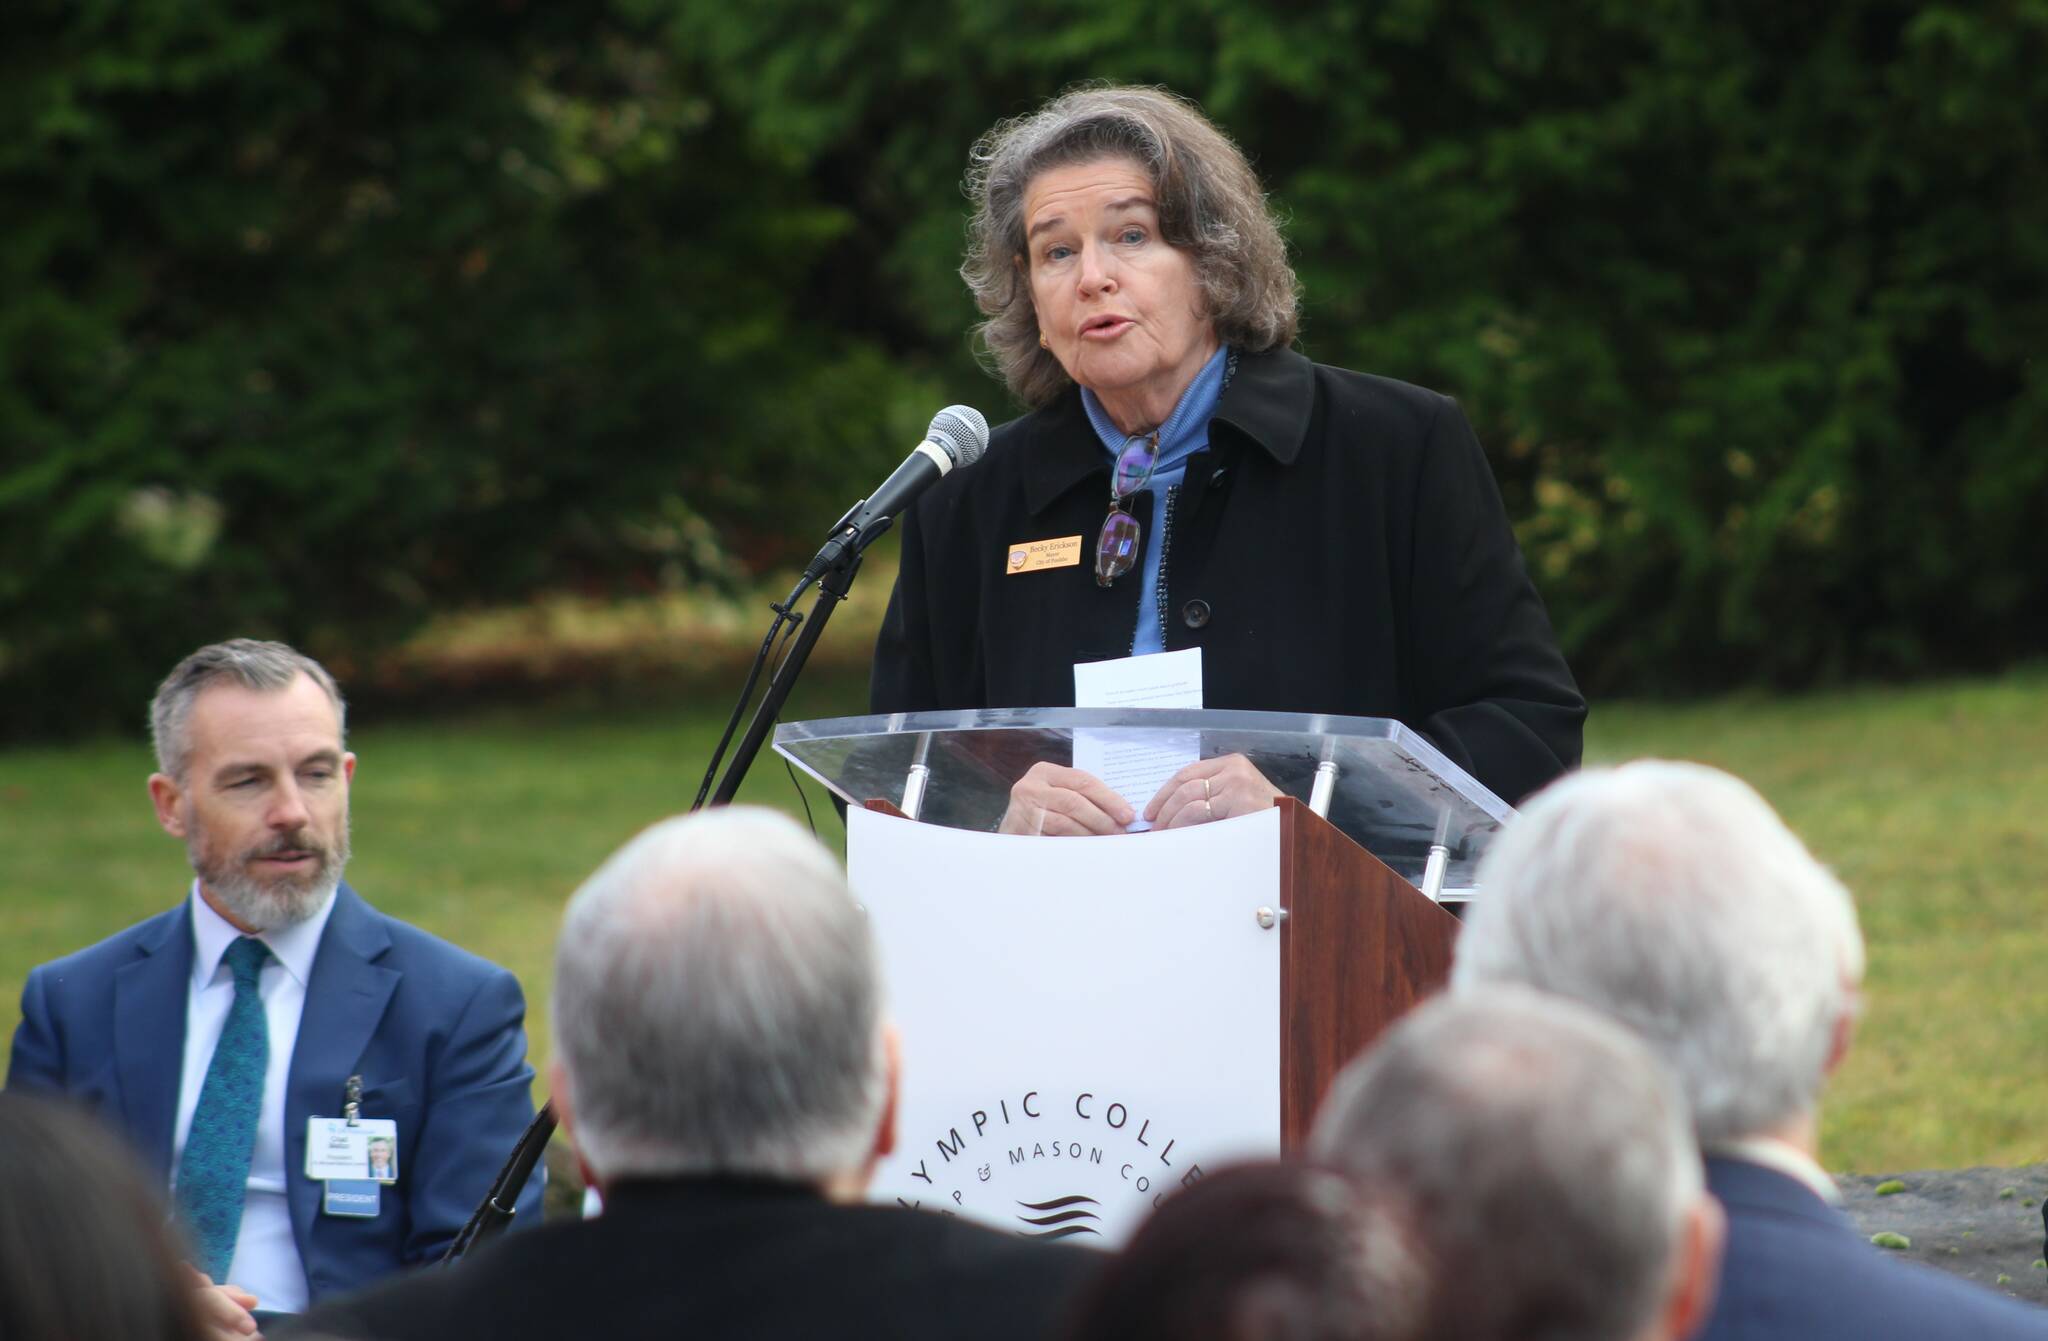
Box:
[285,883,401,1254]
[1210,344,1315,466]
[602,1174,829,1218]
[1015,346,1316,516]
[1705,1153,1852,1233]
[114,901,197,1179]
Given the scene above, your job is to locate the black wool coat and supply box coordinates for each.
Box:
[869,346,1586,805]
[282,1176,1100,1341]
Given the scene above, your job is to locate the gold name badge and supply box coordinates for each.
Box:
[1005,535,1083,574]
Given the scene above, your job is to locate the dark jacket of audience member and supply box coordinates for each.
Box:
[1063,1162,1415,1341]
[0,1093,210,1341]
[1702,1155,2045,1341]
[283,1174,1089,1341]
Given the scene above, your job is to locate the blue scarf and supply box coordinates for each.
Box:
[1080,344,1232,655]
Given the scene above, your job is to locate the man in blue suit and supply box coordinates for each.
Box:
[1452,761,2046,1341]
[8,640,542,1321]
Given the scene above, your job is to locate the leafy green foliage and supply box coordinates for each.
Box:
[0,1,942,735]
[4,0,2044,736]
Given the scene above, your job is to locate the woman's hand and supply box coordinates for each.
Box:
[1144,754,1283,829]
[998,762,1134,836]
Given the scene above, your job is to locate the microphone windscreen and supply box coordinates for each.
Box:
[926,405,990,468]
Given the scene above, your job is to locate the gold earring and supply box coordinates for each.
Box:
[1039,332,1049,349]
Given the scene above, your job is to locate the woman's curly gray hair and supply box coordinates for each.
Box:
[962,85,1300,408]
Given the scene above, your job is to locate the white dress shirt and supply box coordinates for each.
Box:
[172,882,338,1314]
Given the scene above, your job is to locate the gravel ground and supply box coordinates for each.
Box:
[1839,1165,2048,1305]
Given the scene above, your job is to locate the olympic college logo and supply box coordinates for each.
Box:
[893,1089,1204,1241]
[1015,1194,1102,1239]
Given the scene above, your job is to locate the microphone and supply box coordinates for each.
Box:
[804,405,989,580]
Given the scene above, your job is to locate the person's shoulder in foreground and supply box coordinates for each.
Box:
[1701,1155,2047,1341]
[282,1177,1096,1341]
[289,806,1096,1341]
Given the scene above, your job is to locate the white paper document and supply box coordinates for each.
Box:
[1072,648,1203,831]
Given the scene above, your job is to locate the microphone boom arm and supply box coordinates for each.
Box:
[709,537,865,807]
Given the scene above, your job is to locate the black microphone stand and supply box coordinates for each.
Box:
[443,525,874,1264]
[708,538,868,806]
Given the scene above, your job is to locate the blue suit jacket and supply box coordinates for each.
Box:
[6,884,544,1303]
[1702,1156,2047,1340]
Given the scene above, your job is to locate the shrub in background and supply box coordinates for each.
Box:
[3,0,2042,738]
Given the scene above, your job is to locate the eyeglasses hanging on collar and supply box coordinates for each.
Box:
[1095,429,1161,587]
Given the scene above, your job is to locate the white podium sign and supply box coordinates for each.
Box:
[846,805,1283,1245]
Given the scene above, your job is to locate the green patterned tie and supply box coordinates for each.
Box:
[175,936,271,1281]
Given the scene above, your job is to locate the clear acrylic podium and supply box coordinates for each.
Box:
[772,708,1512,1244]
[776,707,1512,894]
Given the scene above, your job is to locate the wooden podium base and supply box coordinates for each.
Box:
[1278,798,1460,1147]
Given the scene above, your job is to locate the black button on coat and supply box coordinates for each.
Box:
[869,347,1585,806]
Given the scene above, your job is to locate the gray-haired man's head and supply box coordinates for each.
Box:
[1311,988,1721,1341]
[550,807,892,1190]
[146,640,354,933]
[150,639,347,781]
[1450,761,1864,1146]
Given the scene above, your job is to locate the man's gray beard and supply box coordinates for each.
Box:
[190,823,351,932]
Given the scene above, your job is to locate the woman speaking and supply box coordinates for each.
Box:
[870,86,1584,834]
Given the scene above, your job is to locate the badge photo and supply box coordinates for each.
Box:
[306,1116,400,1184]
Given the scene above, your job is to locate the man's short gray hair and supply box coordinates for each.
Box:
[1311,987,1702,1341]
[149,639,347,779]
[551,807,888,1184]
[962,84,1300,407]
[1451,760,1865,1144]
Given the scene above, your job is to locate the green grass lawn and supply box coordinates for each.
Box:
[3,667,2043,1172]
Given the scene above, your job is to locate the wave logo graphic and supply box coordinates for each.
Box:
[1015,1194,1103,1239]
